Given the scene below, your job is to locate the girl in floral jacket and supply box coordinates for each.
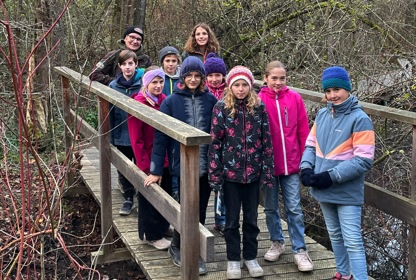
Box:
[208,66,274,279]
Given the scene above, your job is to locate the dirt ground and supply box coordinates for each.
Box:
[60,193,147,280]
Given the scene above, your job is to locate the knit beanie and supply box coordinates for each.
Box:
[142,69,165,89]
[321,66,352,92]
[180,56,206,77]
[204,53,226,76]
[123,26,144,41]
[159,46,180,64]
[226,66,254,89]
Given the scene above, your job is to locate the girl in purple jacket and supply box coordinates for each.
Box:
[258,60,314,272]
[209,66,274,279]
[127,68,171,251]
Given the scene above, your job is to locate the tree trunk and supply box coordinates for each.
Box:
[134,0,146,29]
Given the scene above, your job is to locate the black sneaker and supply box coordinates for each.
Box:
[119,199,133,215]
[168,245,181,267]
[214,224,225,236]
[198,256,207,275]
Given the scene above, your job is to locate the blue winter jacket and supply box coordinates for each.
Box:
[300,95,375,205]
[162,67,180,95]
[108,70,143,146]
[149,84,218,177]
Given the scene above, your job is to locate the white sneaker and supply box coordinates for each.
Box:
[243,259,263,278]
[294,249,314,271]
[227,261,241,279]
[264,241,285,261]
[147,237,171,250]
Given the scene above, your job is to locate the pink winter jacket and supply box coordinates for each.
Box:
[127,92,168,174]
[258,86,309,176]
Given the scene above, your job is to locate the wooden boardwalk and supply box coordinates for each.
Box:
[80,146,342,279]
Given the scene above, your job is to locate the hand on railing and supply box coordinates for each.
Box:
[144,174,162,187]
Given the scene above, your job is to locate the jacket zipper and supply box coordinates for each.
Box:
[192,94,197,127]
[285,106,288,127]
[276,97,288,175]
[242,103,248,183]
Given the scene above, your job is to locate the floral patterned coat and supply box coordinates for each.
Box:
[208,98,274,191]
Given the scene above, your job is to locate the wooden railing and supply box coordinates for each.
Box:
[290,86,416,280]
[55,66,214,280]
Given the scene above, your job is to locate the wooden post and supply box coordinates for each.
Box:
[180,144,200,279]
[410,126,416,280]
[61,76,74,187]
[98,97,113,255]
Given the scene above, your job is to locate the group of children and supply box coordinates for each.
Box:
[90,23,375,280]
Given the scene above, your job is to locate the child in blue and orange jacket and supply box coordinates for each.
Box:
[300,66,375,280]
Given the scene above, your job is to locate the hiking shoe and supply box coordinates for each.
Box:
[172,191,179,202]
[294,249,314,272]
[164,225,174,237]
[227,261,241,279]
[214,224,225,236]
[264,241,285,261]
[332,272,354,280]
[119,199,133,215]
[168,245,181,267]
[198,256,207,275]
[147,237,171,250]
[243,259,263,278]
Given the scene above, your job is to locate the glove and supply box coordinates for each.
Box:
[310,171,333,189]
[300,168,314,186]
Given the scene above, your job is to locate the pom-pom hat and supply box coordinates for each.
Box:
[159,46,180,64]
[123,26,144,41]
[142,69,165,89]
[180,56,206,77]
[226,66,254,89]
[321,66,351,92]
[204,53,226,76]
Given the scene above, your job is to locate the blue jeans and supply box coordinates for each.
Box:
[320,202,368,280]
[224,180,260,261]
[263,174,306,253]
[214,190,226,226]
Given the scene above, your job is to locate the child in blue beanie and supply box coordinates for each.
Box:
[300,66,375,280]
[144,56,218,275]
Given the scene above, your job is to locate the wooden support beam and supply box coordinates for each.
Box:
[98,97,114,255]
[91,248,132,265]
[62,76,74,187]
[180,144,200,279]
[409,126,416,280]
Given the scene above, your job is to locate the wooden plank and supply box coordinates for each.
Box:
[54,66,211,146]
[291,86,416,125]
[364,181,416,227]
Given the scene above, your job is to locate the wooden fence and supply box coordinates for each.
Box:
[55,66,416,280]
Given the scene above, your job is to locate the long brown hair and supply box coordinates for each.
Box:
[223,87,260,118]
[183,23,220,54]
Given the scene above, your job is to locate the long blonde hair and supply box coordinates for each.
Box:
[223,87,260,118]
